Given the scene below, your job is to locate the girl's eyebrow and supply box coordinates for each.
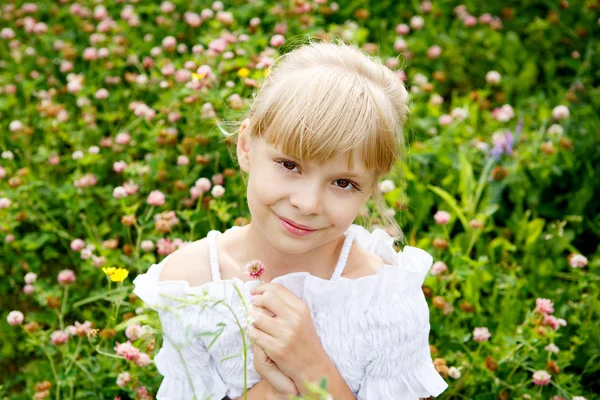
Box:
[270,148,366,179]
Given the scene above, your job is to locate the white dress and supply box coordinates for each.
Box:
[133,224,448,400]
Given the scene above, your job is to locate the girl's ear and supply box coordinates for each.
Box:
[237,118,251,173]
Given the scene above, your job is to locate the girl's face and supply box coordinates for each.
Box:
[237,120,375,255]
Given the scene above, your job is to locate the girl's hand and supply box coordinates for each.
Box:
[251,335,299,397]
[247,283,329,386]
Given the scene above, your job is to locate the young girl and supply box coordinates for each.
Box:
[133,40,448,400]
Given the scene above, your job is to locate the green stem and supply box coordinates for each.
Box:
[60,286,70,322]
[65,337,82,376]
[41,345,60,400]
[143,206,155,223]
[465,230,478,256]
[222,301,248,400]
[114,283,124,322]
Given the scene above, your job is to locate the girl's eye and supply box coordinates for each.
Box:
[334,179,360,193]
[274,159,361,194]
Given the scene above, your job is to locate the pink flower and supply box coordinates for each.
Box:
[0,197,11,209]
[491,104,515,122]
[116,371,131,387]
[552,105,569,120]
[92,255,106,268]
[95,88,109,99]
[9,120,23,132]
[216,11,234,25]
[190,186,203,200]
[543,314,567,330]
[486,71,501,85]
[274,22,287,34]
[473,327,491,342]
[74,321,93,337]
[162,36,177,51]
[395,23,410,35]
[479,13,493,24]
[535,298,554,315]
[126,324,143,341]
[147,190,166,206]
[191,179,211,195]
[532,370,551,386]
[124,181,139,195]
[394,38,407,52]
[184,11,201,27]
[244,260,265,281]
[427,45,442,59]
[136,353,151,367]
[211,185,225,198]
[439,114,453,126]
[115,132,131,145]
[58,269,76,285]
[83,47,97,61]
[136,386,151,400]
[23,284,34,295]
[7,311,24,326]
[410,16,424,30]
[208,38,227,53]
[431,261,448,276]
[113,161,127,173]
[269,34,285,47]
[175,69,191,83]
[434,211,451,225]
[177,155,190,165]
[70,239,85,251]
[569,254,588,268]
[157,238,176,255]
[464,15,477,27]
[113,186,128,199]
[24,272,37,284]
[51,330,69,345]
[114,341,140,361]
[1,28,15,39]
[161,1,176,13]
[212,173,224,185]
[141,240,155,252]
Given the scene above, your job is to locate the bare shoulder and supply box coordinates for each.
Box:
[342,241,386,279]
[158,237,212,287]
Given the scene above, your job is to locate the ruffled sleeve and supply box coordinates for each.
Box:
[133,256,228,400]
[355,243,449,400]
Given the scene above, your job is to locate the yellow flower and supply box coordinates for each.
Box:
[192,72,207,81]
[102,267,116,277]
[263,68,271,78]
[237,67,250,78]
[110,268,129,283]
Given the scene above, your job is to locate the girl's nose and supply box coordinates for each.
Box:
[288,182,324,216]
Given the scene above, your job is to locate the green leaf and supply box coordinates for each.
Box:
[525,218,545,247]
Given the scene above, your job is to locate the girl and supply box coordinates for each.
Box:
[133,40,449,400]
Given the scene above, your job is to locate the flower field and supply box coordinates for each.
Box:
[1,1,599,399]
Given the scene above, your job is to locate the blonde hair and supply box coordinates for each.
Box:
[221,38,410,240]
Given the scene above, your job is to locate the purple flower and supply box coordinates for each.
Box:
[490,130,514,160]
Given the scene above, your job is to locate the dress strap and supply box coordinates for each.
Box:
[206,230,222,281]
[330,232,355,281]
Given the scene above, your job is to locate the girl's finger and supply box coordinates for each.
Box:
[249,305,279,336]
[247,324,278,354]
[250,290,289,317]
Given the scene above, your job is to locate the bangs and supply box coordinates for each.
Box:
[249,65,400,174]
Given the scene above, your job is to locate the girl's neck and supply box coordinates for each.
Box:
[225,222,345,282]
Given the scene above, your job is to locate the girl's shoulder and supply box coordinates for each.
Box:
[157,236,213,288]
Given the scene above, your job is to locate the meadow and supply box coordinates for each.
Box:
[1,1,599,399]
